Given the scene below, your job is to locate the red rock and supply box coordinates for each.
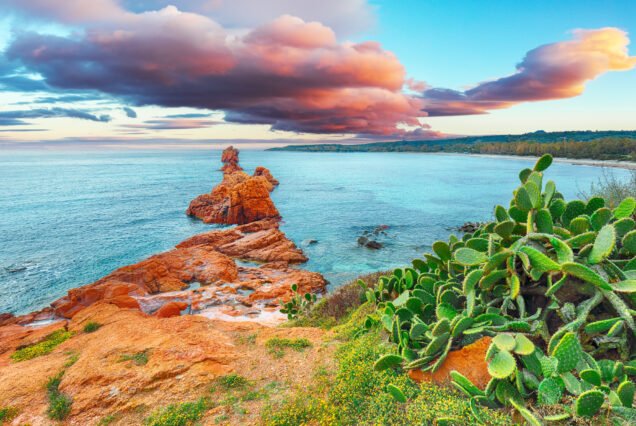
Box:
[186,148,280,225]
[408,336,492,389]
[101,295,141,310]
[177,219,307,263]
[220,145,242,174]
[155,302,189,318]
[254,166,279,186]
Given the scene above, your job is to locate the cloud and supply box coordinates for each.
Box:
[0,108,112,124]
[6,8,424,138]
[164,112,213,118]
[121,118,219,130]
[422,28,636,116]
[123,106,137,118]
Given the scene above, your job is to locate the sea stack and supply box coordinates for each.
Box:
[186,146,280,224]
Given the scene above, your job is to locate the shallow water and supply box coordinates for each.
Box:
[0,149,629,315]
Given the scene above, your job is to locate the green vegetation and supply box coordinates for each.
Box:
[264,321,512,425]
[0,407,18,424]
[46,371,72,420]
[83,321,102,333]
[366,154,636,423]
[216,373,250,390]
[11,329,73,362]
[97,414,118,425]
[144,398,211,426]
[270,131,636,162]
[265,337,312,358]
[582,169,636,208]
[119,350,149,366]
[280,283,317,320]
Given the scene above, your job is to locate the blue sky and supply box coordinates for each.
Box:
[0,0,635,147]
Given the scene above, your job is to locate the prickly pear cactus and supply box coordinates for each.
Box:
[367,154,636,423]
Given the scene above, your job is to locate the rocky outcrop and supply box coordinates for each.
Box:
[187,147,280,225]
[220,145,242,174]
[46,219,324,320]
[0,303,333,425]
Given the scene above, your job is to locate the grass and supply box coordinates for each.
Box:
[10,329,73,362]
[97,414,118,425]
[289,271,390,329]
[144,398,211,426]
[234,332,257,345]
[119,350,149,366]
[263,304,513,426]
[265,337,312,359]
[83,321,102,333]
[216,373,250,390]
[46,371,72,421]
[0,407,19,424]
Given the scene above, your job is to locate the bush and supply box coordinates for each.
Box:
[216,374,250,390]
[581,169,636,208]
[83,321,102,333]
[11,329,73,362]
[144,398,210,426]
[368,154,636,423]
[265,337,312,358]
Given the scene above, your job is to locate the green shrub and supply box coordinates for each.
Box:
[0,407,19,424]
[265,337,312,358]
[119,351,149,366]
[216,373,250,390]
[367,154,636,423]
[144,398,210,426]
[83,322,102,333]
[46,371,72,420]
[11,329,73,362]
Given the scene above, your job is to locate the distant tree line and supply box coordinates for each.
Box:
[452,137,636,161]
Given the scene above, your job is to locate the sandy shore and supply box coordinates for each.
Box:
[451,153,636,170]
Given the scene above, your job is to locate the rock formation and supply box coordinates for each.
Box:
[49,219,325,320]
[186,147,280,224]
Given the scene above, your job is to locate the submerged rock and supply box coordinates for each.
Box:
[187,147,280,225]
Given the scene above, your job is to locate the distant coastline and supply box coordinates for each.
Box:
[450,152,636,170]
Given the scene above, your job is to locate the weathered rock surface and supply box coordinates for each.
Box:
[48,219,324,320]
[187,147,280,225]
[0,303,334,425]
[408,336,492,388]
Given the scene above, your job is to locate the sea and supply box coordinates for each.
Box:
[0,149,630,315]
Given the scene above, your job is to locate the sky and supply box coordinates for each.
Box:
[0,0,635,148]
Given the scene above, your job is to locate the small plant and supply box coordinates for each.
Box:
[216,373,250,390]
[46,371,72,421]
[265,337,312,358]
[11,329,73,362]
[279,284,317,320]
[83,321,102,333]
[97,414,118,425]
[144,398,210,426]
[119,350,149,366]
[0,407,19,424]
[64,350,79,367]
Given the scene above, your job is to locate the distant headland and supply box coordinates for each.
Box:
[268,130,636,163]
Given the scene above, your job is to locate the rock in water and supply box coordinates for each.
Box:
[187,147,280,224]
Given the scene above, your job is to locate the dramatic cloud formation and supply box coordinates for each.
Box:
[422,28,636,116]
[0,107,112,125]
[5,6,425,137]
[1,1,634,140]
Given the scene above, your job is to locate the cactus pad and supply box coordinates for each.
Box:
[575,390,604,417]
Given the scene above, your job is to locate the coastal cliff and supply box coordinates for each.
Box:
[0,148,328,425]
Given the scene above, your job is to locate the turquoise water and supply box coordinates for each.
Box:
[0,150,629,315]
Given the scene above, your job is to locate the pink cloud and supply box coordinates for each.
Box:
[7,8,425,137]
[422,28,636,116]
